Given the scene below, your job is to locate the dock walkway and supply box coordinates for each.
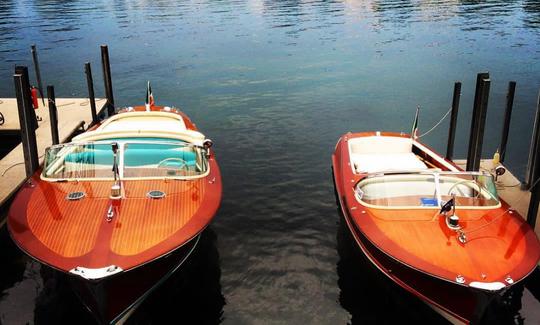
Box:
[0,97,104,209]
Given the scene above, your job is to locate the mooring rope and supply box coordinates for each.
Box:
[1,154,45,176]
[463,176,540,236]
[417,106,453,138]
[79,98,105,106]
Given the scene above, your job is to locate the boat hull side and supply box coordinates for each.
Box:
[331,133,520,324]
[70,234,200,324]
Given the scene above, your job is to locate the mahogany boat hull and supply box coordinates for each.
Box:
[69,235,200,324]
[339,200,498,324]
[332,132,540,324]
[7,106,223,323]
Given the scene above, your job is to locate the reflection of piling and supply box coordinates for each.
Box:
[13,66,39,177]
[31,44,45,106]
[526,92,540,227]
[101,45,115,117]
[466,72,490,171]
[85,62,98,125]
[499,81,516,163]
[47,85,59,145]
[446,82,461,160]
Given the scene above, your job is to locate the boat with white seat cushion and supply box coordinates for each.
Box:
[332,131,540,324]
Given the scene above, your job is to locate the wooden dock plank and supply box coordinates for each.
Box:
[0,98,105,208]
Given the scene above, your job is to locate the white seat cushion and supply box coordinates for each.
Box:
[351,152,427,173]
[349,136,413,155]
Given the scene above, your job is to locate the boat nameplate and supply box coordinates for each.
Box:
[66,191,85,201]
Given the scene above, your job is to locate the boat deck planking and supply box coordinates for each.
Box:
[454,159,540,240]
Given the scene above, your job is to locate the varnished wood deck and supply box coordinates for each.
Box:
[454,159,540,239]
[333,132,540,289]
[0,98,104,212]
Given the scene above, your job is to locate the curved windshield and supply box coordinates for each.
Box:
[42,140,209,180]
[355,171,499,209]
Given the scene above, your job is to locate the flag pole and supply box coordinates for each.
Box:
[145,81,151,111]
[411,105,420,139]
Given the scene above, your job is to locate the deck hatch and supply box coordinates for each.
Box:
[66,191,86,201]
[147,190,165,199]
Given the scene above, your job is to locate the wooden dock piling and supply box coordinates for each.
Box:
[85,62,98,125]
[499,81,516,163]
[47,85,59,145]
[101,45,115,116]
[445,81,461,160]
[13,67,39,177]
[30,44,45,106]
[526,92,540,227]
[466,72,490,171]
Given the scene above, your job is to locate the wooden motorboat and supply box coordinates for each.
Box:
[8,100,222,323]
[332,131,540,324]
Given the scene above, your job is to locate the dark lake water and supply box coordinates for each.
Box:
[1,0,540,324]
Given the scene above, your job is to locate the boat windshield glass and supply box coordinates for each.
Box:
[355,172,499,209]
[42,141,208,180]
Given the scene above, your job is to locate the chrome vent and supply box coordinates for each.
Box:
[66,191,85,201]
[147,190,166,199]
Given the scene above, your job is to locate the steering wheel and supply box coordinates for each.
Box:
[447,179,482,198]
[157,158,187,169]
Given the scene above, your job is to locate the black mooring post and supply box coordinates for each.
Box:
[100,45,115,116]
[85,62,98,124]
[47,85,59,145]
[14,67,39,177]
[526,91,540,227]
[499,81,516,163]
[30,44,45,106]
[466,72,490,171]
[446,82,461,160]
[525,91,540,191]
[15,66,39,130]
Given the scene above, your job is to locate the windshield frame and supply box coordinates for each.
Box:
[41,140,210,182]
[354,170,501,210]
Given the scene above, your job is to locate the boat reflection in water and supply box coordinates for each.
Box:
[337,213,447,324]
[33,228,224,324]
